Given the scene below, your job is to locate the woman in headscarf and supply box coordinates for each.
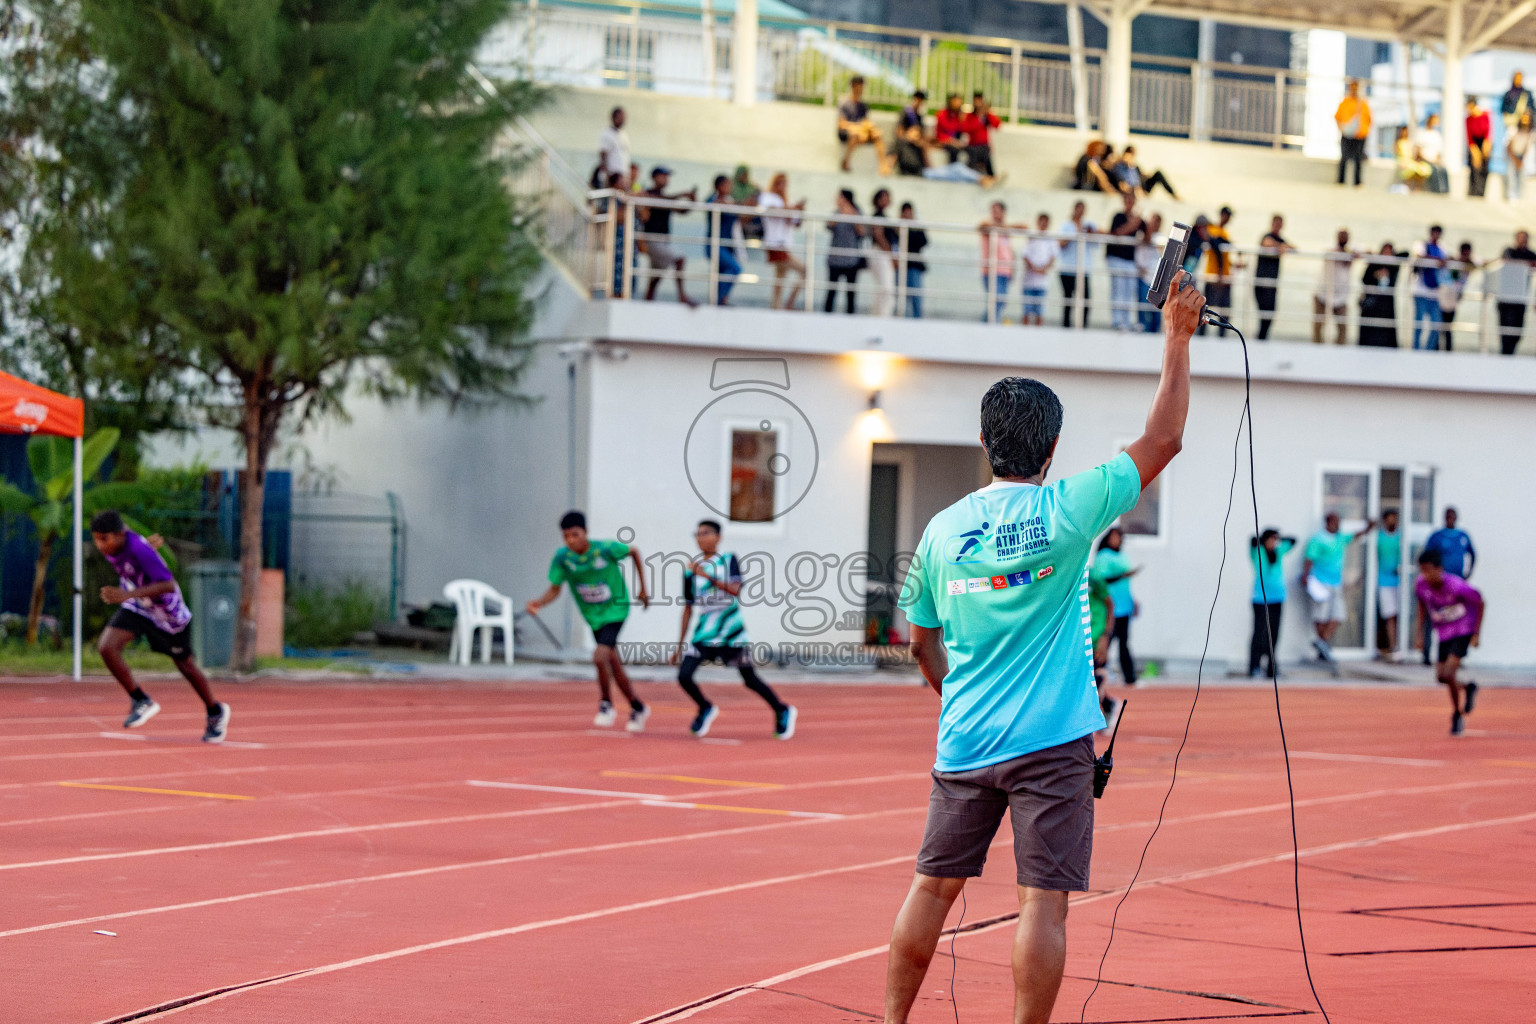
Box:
[1358,243,1403,347]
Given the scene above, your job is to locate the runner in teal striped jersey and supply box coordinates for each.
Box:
[672,520,796,740]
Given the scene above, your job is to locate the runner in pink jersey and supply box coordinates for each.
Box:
[1414,548,1485,736]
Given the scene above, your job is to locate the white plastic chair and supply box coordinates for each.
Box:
[443,579,514,666]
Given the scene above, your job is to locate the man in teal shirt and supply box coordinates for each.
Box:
[884,272,1206,1024]
[1376,508,1402,660]
[1302,510,1374,670]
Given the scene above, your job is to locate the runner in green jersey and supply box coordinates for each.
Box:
[671,520,796,740]
[527,511,651,731]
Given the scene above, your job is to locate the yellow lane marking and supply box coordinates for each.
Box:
[59,782,254,802]
[602,771,783,789]
[641,800,842,820]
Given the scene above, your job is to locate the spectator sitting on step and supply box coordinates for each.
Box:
[934,93,968,165]
[1072,140,1115,191]
[1417,113,1449,192]
[1394,126,1433,191]
[838,76,892,175]
[1110,145,1179,199]
[961,92,1004,187]
[894,90,930,177]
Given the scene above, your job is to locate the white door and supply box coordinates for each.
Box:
[1315,465,1378,654]
[1402,466,1437,657]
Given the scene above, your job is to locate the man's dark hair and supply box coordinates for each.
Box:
[973,90,984,98]
[559,510,587,531]
[90,510,125,535]
[1430,223,1443,235]
[698,519,722,534]
[713,174,728,190]
[1220,205,1233,217]
[1418,548,1443,567]
[912,89,926,101]
[900,201,914,214]
[979,377,1063,479]
[850,75,864,86]
[610,106,624,122]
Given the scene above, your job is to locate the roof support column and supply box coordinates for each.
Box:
[732,0,758,107]
[1441,0,1466,197]
[1067,3,1091,133]
[1101,0,1134,146]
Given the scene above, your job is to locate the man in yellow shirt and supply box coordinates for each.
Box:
[1199,206,1241,336]
[1336,79,1372,187]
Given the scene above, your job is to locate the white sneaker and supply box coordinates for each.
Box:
[202,703,231,744]
[775,705,798,740]
[123,697,160,729]
[593,701,616,728]
[626,705,650,733]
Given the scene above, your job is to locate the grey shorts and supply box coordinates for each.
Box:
[915,735,1095,891]
[648,241,684,269]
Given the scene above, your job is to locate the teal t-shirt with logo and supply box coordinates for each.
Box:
[899,452,1143,772]
[1376,529,1401,586]
[1305,530,1351,586]
[1094,547,1136,617]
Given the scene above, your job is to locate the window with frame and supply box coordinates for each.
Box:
[1117,447,1161,537]
[729,429,778,522]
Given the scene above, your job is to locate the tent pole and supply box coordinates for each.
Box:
[73,435,82,682]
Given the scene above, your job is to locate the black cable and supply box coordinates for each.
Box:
[1235,320,1334,1024]
[950,887,966,1024]
[1080,315,1332,1024]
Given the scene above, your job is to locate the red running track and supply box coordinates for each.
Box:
[1,675,1532,1023]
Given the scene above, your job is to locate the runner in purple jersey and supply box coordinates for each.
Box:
[90,510,230,742]
[1414,548,1485,736]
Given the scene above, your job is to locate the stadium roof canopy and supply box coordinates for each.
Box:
[1111,0,1536,53]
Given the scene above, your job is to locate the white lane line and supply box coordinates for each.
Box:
[640,800,845,820]
[95,732,269,750]
[1,809,914,940]
[87,853,919,1023]
[0,728,602,763]
[631,807,1536,1023]
[4,712,598,744]
[467,780,664,800]
[1288,750,1446,767]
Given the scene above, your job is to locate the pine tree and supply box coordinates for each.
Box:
[47,0,543,668]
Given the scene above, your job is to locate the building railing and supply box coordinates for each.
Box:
[487,0,1439,153]
[525,181,1532,355]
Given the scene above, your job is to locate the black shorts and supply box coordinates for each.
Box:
[1437,634,1472,663]
[591,620,625,648]
[109,608,193,661]
[683,644,750,668]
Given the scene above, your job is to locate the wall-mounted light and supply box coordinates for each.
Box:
[868,389,883,410]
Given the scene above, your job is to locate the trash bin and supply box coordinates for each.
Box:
[187,560,241,668]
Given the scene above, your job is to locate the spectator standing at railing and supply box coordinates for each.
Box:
[961,92,1003,187]
[1496,230,1536,354]
[639,168,699,308]
[1059,200,1097,328]
[1410,226,1448,350]
[1106,192,1143,332]
[759,173,807,310]
[1507,110,1533,201]
[1314,229,1358,345]
[1254,215,1293,341]
[1502,72,1533,135]
[1197,206,1241,337]
[979,201,1016,322]
[1358,243,1403,348]
[1021,213,1056,327]
[900,202,928,318]
[1466,97,1493,198]
[705,175,744,307]
[1438,242,1477,349]
[1418,113,1449,193]
[869,189,898,316]
[838,76,892,175]
[824,190,865,315]
[1135,214,1163,334]
[1335,80,1371,187]
[594,106,629,190]
[935,93,968,164]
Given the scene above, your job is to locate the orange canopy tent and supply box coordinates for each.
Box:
[1,372,86,679]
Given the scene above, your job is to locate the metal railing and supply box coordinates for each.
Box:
[524,178,1532,355]
[491,0,1443,152]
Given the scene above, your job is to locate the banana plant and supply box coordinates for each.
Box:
[0,427,157,645]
